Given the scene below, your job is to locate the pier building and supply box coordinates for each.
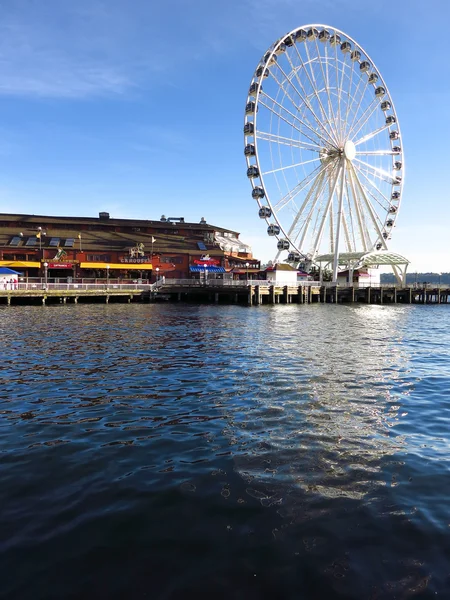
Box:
[0,212,260,281]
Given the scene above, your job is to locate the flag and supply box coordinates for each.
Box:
[36,231,41,239]
[151,236,156,243]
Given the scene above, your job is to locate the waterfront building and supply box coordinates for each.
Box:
[265,263,299,285]
[0,212,260,280]
[336,269,381,287]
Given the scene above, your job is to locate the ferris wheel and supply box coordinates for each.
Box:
[244,25,404,281]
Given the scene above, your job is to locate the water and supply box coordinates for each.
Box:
[1,303,449,599]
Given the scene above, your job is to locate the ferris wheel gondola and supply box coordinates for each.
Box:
[244,25,404,280]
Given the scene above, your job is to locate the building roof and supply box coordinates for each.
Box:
[315,251,410,268]
[0,212,244,256]
[266,263,297,271]
[0,213,239,235]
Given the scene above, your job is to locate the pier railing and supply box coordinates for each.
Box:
[3,279,447,292]
[163,279,322,288]
[6,282,155,292]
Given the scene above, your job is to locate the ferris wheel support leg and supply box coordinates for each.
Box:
[392,264,403,286]
[332,159,346,283]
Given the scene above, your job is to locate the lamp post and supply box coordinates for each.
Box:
[156,267,159,284]
[246,262,249,284]
[37,227,46,252]
[106,265,110,288]
[43,262,48,290]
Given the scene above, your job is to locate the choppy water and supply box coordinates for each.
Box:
[1,303,449,599]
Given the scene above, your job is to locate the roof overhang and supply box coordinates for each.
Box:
[315,251,410,269]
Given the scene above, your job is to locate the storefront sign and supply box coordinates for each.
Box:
[48,263,74,269]
[119,257,151,264]
[194,258,220,266]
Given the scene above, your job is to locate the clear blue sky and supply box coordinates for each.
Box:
[0,0,448,271]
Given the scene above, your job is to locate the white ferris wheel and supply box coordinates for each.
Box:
[244,25,406,282]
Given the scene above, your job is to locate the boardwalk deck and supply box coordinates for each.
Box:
[1,282,449,306]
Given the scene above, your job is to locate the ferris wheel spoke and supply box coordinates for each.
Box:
[333,38,347,144]
[278,53,338,147]
[292,168,330,249]
[289,170,328,239]
[343,55,356,138]
[336,49,349,145]
[350,163,387,248]
[345,73,370,140]
[311,160,343,257]
[353,163,392,206]
[262,157,320,176]
[273,161,329,210]
[353,165,391,212]
[353,165,392,191]
[259,93,332,148]
[348,99,380,141]
[356,150,398,156]
[323,44,340,140]
[257,100,323,149]
[256,131,321,151]
[294,42,338,145]
[312,38,341,144]
[274,171,327,262]
[353,158,395,185]
[348,166,369,252]
[359,180,388,230]
[353,123,391,147]
[268,66,320,138]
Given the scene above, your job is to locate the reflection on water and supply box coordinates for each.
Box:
[0,303,449,599]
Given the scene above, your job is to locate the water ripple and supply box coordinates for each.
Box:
[0,303,449,598]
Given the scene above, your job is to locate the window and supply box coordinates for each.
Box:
[49,237,60,247]
[9,236,22,246]
[197,241,207,250]
[87,254,110,262]
[25,237,37,246]
[65,238,75,247]
[161,256,183,264]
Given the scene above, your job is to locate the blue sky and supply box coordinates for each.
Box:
[0,0,449,271]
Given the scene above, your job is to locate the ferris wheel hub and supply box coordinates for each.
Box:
[319,148,334,163]
[343,140,356,161]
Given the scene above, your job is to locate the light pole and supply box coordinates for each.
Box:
[156,267,159,284]
[43,262,48,290]
[37,227,46,252]
[106,265,110,288]
[246,262,249,284]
